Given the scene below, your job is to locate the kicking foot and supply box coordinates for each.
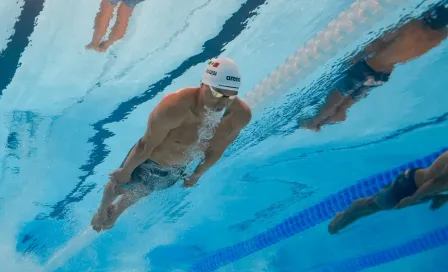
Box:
[86,42,99,50]
[91,205,119,232]
[101,204,120,230]
[98,40,113,52]
[328,212,346,234]
[86,42,107,53]
[91,208,108,232]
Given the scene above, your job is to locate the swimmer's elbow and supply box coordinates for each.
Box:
[135,138,152,156]
[136,138,146,150]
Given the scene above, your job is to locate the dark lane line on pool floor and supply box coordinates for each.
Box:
[37,0,269,220]
[0,0,46,97]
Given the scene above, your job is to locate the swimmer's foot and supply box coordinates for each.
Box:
[101,204,119,230]
[86,42,101,51]
[91,204,119,232]
[328,212,347,234]
[300,119,321,132]
[91,208,108,232]
[86,41,109,53]
[98,40,113,52]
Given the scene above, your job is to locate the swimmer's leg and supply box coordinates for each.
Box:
[114,186,150,217]
[320,94,357,125]
[99,2,134,51]
[86,0,117,51]
[92,180,151,232]
[91,181,124,232]
[301,89,347,131]
[100,188,150,230]
[328,197,381,234]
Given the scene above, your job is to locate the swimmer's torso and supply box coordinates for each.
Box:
[150,106,235,167]
[367,19,447,73]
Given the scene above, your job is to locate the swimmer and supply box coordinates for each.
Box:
[91,58,251,232]
[86,0,144,52]
[302,2,448,131]
[328,150,448,234]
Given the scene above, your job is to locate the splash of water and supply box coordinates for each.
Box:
[42,227,99,272]
[183,106,225,175]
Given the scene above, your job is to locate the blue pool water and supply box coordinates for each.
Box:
[0,0,447,271]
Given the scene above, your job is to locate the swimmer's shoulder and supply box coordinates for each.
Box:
[160,87,198,112]
[232,98,252,127]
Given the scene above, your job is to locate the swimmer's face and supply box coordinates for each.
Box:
[202,84,238,110]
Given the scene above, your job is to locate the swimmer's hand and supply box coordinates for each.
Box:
[109,168,132,184]
[182,175,199,188]
[300,119,322,132]
[430,195,448,211]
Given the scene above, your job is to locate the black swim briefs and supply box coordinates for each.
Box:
[423,2,448,30]
[119,146,186,193]
[375,169,420,209]
[334,59,391,100]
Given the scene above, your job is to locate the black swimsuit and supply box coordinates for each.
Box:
[375,169,420,209]
[423,2,448,30]
[119,145,185,194]
[334,59,391,100]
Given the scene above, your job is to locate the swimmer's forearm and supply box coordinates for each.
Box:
[410,178,447,201]
[191,163,211,179]
[192,164,210,179]
[191,150,222,179]
[121,139,153,174]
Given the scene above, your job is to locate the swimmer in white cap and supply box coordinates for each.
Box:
[91,57,252,232]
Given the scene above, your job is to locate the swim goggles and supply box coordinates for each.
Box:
[209,85,237,100]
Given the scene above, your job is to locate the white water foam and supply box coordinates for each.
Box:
[183,106,225,175]
[42,227,99,272]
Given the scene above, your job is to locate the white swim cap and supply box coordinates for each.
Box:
[201,58,241,91]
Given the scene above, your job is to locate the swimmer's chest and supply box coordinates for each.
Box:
[165,113,233,147]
